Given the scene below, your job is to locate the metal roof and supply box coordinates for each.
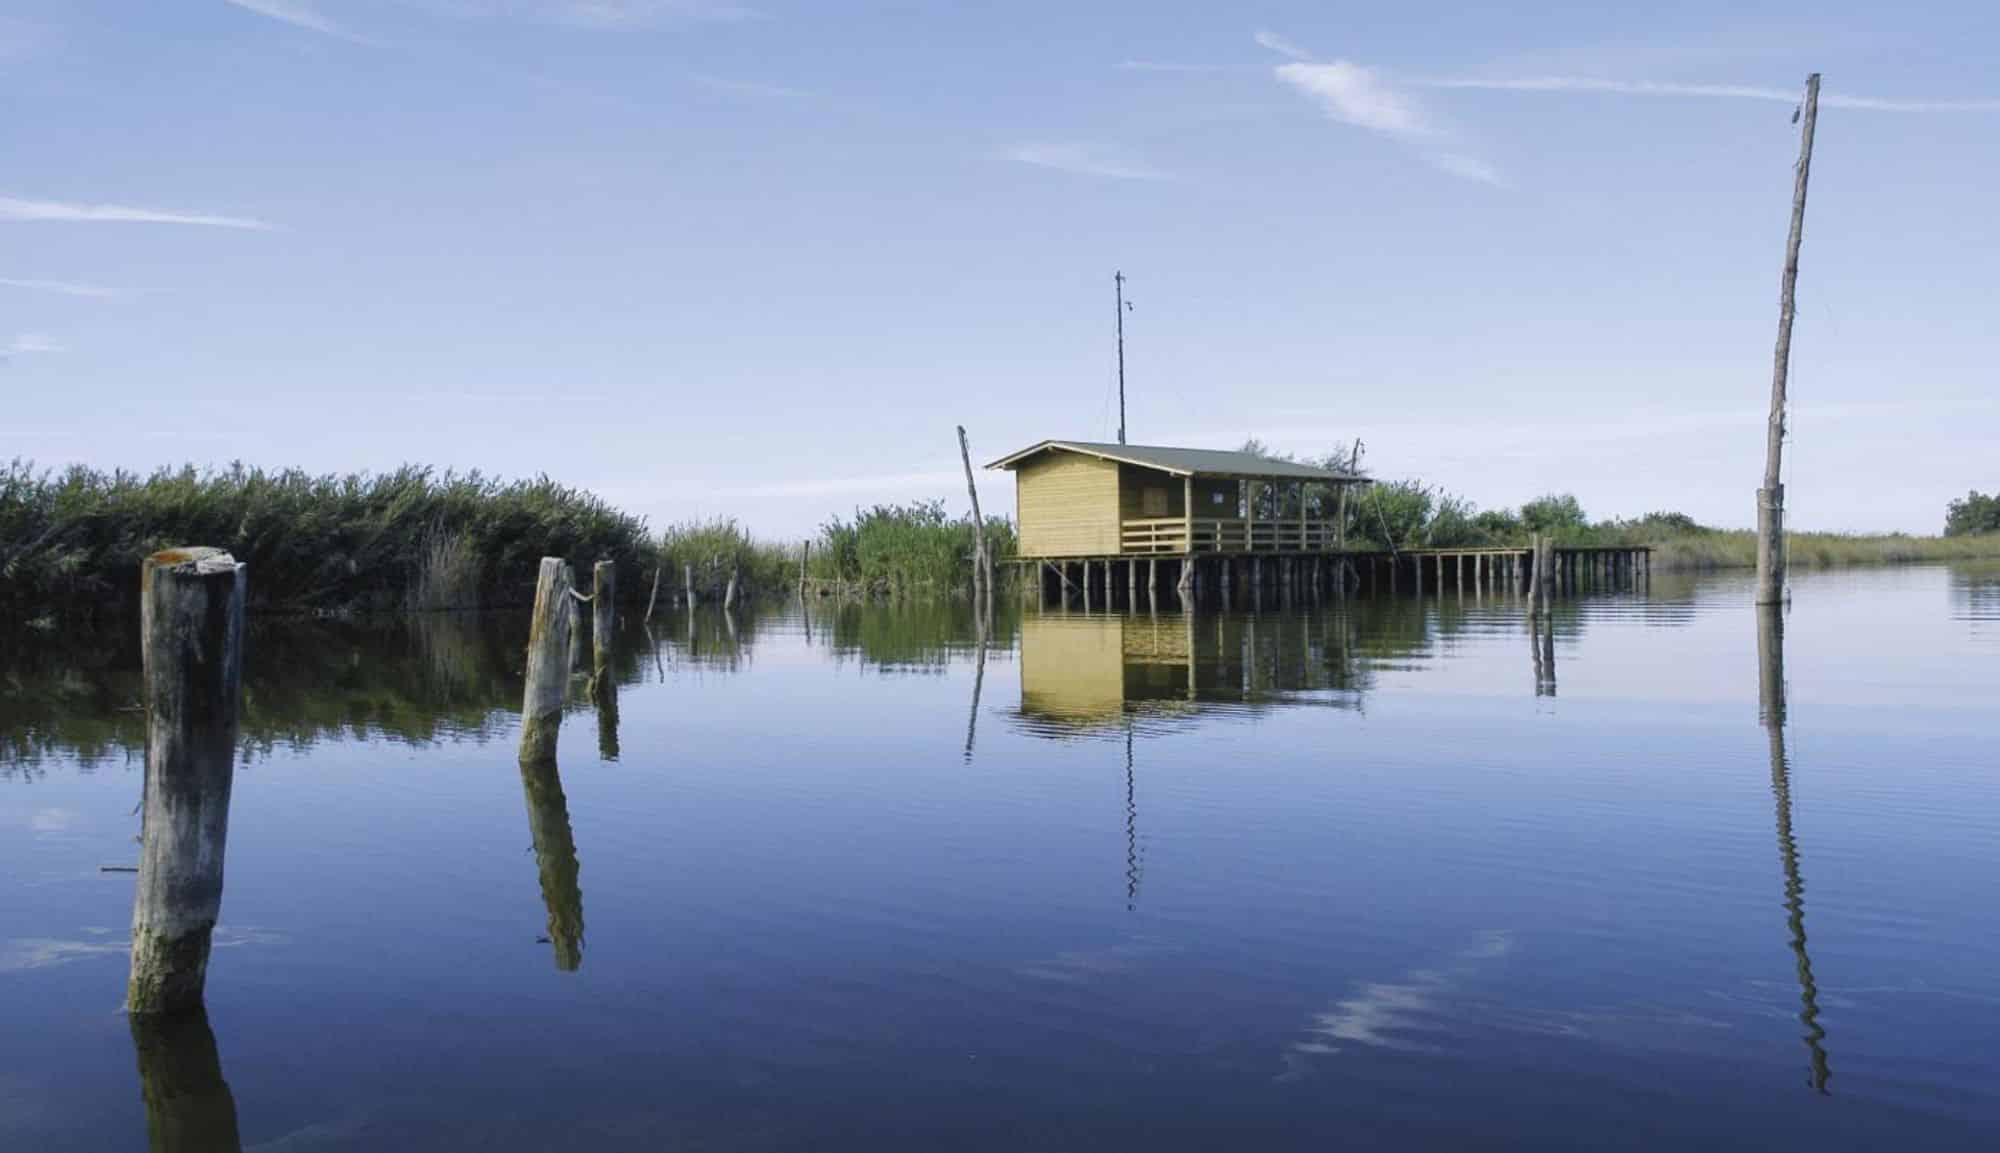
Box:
[986,440,1370,482]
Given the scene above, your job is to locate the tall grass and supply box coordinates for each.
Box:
[807,501,1016,598]
[654,517,794,601]
[1,460,651,621]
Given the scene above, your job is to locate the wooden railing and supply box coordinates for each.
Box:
[1120,517,1190,554]
[1120,518,1342,554]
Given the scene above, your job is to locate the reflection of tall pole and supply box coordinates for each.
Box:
[963,608,987,764]
[130,1007,242,1153]
[1758,605,1831,1092]
[1124,721,1141,910]
[519,756,585,971]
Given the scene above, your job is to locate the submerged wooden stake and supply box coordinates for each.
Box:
[129,548,246,1016]
[518,558,574,764]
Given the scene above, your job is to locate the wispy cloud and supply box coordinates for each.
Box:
[1410,73,2000,113]
[1010,141,1173,182]
[1264,38,1501,185]
[223,0,366,43]
[1276,58,1432,137]
[548,1,763,26]
[1117,59,1221,75]
[4,333,64,355]
[0,277,117,298]
[0,196,275,230]
[1252,29,1312,62]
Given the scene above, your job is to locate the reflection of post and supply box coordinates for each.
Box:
[963,607,987,764]
[518,559,574,764]
[593,674,620,762]
[130,1008,242,1153]
[130,548,246,1015]
[1758,605,1831,1093]
[1529,610,1557,697]
[519,755,585,971]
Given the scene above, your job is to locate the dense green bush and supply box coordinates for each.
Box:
[1945,491,2000,537]
[0,460,651,621]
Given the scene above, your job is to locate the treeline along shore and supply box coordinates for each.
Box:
[4,459,1998,624]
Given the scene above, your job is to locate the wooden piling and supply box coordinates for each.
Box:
[591,561,615,673]
[724,565,739,611]
[684,562,697,607]
[129,548,247,1016]
[798,541,810,599]
[518,558,574,765]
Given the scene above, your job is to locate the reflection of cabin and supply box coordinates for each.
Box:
[987,440,1369,559]
[1015,612,1364,734]
[1018,614,1193,724]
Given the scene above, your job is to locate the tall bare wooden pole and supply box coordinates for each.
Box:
[1758,73,1820,606]
[957,425,990,604]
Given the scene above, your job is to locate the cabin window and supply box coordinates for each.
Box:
[1141,487,1169,516]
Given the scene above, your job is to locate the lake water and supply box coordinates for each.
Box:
[4,564,1998,1151]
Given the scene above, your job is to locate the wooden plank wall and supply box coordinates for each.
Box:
[1018,453,1121,557]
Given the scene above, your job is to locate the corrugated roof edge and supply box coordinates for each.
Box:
[984,439,1371,482]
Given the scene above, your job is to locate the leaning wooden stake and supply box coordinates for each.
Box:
[592,560,616,673]
[798,540,811,598]
[957,425,991,607]
[643,564,662,623]
[518,558,574,764]
[129,548,246,1016]
[1758,73,1819,606]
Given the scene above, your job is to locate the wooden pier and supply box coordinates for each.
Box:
[1016,544,1652,609]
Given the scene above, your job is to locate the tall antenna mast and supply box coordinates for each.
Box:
[1114,270,1127,445]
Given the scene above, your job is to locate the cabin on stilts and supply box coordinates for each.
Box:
[987,440,1372,604]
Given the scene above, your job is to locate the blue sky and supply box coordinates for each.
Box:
[3,1,1995,537]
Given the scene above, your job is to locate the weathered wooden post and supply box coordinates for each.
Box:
[684,562,697,607]
[130,1008,242,1153]
[129,548,246,1017]
[798,540,811,599]
[518,558,574,764]
[723,564,739,611]
[643,562,662,623]
[591,561,615,673]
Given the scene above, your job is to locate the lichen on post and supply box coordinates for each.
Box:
[519,558,575,764]
[129,547,246,1016]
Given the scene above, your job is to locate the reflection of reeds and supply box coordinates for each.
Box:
[1650,530,2000,572]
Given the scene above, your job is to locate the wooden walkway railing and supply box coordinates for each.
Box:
[1121,517,1341,554]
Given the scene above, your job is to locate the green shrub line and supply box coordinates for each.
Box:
[6,457,1996,624]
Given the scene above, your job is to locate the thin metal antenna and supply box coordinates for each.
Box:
[1115,270,1128,444]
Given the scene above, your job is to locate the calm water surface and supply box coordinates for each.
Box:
[3,564,1998,1151]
